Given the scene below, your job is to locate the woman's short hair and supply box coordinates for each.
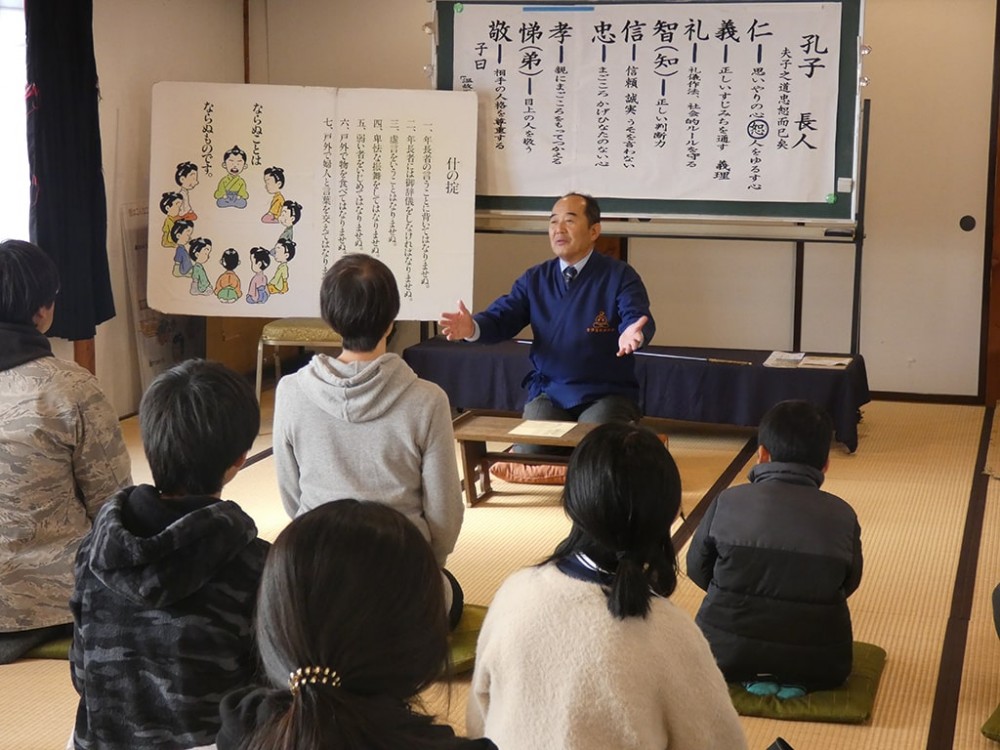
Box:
[319,253,400,352]
[248,500,448,747]
[0,239,60,326]
[549,422,681,619]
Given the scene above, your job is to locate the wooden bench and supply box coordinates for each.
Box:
[452,411,598,506]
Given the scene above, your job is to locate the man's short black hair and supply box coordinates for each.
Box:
[320,253,400,352]
[140,359,259,496]
[0,239,59,326]
[757,399,833,470]
[561,192,601,226]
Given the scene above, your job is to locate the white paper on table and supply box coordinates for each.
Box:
[798,356,853,368]
[763,351,806,368]
[508,421,577,438]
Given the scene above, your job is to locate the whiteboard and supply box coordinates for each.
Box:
[147,82,478,319]
[436,0,862,222]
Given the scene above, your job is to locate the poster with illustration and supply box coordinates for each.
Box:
[147,82,478,320]
[120,203,205,391]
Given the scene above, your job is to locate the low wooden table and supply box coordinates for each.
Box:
[452,411,597,506]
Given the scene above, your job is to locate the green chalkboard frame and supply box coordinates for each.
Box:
[435,0,863,223]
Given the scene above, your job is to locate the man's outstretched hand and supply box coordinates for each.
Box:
[617,315,648,357]
[439,300,475,341]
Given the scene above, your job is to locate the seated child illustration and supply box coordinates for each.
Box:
[174,161,200,220]
[277,200,302,242]
[170,219,195,277]
[245,247,271,305]
[215,248,242,304]
[261,166,285,223]
[266,238,295,295]
[188,238,214,296]
[686,399,864,698]
[159,191,184,248]
[214,145,249,209]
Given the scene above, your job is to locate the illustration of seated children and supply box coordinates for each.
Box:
[277,200,302,242]
[245,247,271,305]
[170,219,195,277]
[686,399,863,699]
[188,238,215,296]
[175,161,200,220]
[215,248,243,304]
[214,145,249,209]
[266,238,295,295]
[260,166,285,223]
[160,191,184,248]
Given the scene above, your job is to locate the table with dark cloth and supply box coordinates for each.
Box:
[402,337,871,452]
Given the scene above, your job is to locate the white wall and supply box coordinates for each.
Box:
[86,0,997,408]
[87,0,245,415]
[249,0,435,90]
[247,0,439,354]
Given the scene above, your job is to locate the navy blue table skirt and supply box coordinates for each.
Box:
[402,337,871,452]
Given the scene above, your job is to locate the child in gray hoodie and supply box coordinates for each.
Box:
[272,253,465,627]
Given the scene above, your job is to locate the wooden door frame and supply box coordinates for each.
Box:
[984,0,1000,403]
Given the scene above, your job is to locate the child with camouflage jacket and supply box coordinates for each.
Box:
[70,360,269,750]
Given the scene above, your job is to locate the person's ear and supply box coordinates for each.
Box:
[221,451,248,487]
[756,445,771,464]
[589,220,601,242]
[32,302,55,334]
[821,458,830,475]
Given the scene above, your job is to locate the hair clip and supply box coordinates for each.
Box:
[288,665,341,694]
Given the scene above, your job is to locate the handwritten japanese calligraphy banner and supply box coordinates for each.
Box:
[443,1,856,215]
[147,82,477,320]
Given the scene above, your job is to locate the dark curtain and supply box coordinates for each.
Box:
[24,0,115,340]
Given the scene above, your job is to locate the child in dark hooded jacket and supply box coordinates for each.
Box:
[70,359,269,750]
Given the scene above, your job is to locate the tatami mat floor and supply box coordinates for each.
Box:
[2,398,998,750]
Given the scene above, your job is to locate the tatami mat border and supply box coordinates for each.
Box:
[926,405,994,749]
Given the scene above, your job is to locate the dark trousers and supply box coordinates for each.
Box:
[0,622,72,665]
[444,568,464,631]
[514,393,641,455]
